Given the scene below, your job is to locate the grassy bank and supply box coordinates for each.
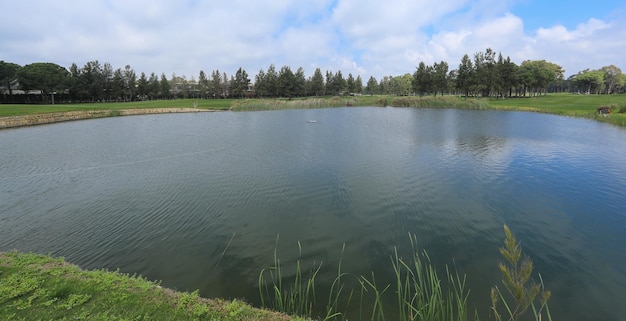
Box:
[0,99,233,117]
[384,94,626,126]
[0,251,296,321]
[486,93,626,127]
[222,94,626,127]
[0,226,550,321]
[2,94,625,127]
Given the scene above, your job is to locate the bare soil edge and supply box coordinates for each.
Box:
[0,108,214,129]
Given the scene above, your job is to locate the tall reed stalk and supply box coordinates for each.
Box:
[258,236,322,319]
[390,234,469,321]
[490,225,551,321]
[259,235,470,321]
[258,227,551,321]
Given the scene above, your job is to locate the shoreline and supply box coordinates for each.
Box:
[0,108,213,129]
[0,251,294,320]
[1,96,624,129]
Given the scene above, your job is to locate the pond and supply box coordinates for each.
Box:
[1,107,625,320]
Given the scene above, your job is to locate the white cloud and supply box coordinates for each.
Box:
[395,12,625,77]
[0,0,624,80]
[536,18,610,43]
[528,18,624,74]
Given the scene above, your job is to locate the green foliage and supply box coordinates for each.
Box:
[310,68,325,96]
[0,251,290,321]
[488,93,626,127]
[258,238,323,319]
[518,60,564,95]
[259,235,470,321]
[17,62,70,92]
[1,226,556,321]
[57,293,92,310]
[0,61,21,95]
[490,225,551,321]
[259,239,355,321]
[0,271,43,300]
[16,62,70,104]
[230,96,384,111]
[366,76,379,95]
[390,96,488,109]
[432,61,449,97]
[413,61,433,96]
[278,66,296,98]
[390,235,469,321]
[573,70,605,94]
[259,228,556,321]
[457,54,474,98]
[232,67,251,98]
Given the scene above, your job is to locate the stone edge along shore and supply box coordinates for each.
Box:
[0,108,211,129]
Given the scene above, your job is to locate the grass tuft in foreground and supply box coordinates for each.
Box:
[390,234,469,321]
[0,251,294,321]
[258,237,323,319]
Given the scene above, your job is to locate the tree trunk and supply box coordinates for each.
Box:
[7,85,14,103]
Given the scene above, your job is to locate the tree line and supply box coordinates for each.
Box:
[1,48,625,104]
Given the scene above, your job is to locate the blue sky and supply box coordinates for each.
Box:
[1,0,624,80]
[510,0,624,30]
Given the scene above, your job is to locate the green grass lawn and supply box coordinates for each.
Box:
[487,93,626,126]
[0,99,233,117]
[0,251,296,321]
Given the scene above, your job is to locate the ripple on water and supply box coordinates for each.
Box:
[0,109,625,321]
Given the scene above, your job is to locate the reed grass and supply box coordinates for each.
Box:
[258,237,323,319]
[259,234,471,321]
[391,234,469,321]
[390,96,488,109]
[230,96,385,111]
[490,225,551,321]
[259,227,551,321]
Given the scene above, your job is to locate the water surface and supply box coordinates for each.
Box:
[1,107,625,320]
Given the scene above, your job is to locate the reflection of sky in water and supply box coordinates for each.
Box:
[0,108,625,321]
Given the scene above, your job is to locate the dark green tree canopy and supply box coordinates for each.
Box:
[231,67,250,98]
[278,65,295,98]
[17,62,69,92]
[365,76,378,95]
[0,61,21,101]
[10,45,624,104]
[0,61,21,87]
[16,62,70,104]
[310,68,325,96]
